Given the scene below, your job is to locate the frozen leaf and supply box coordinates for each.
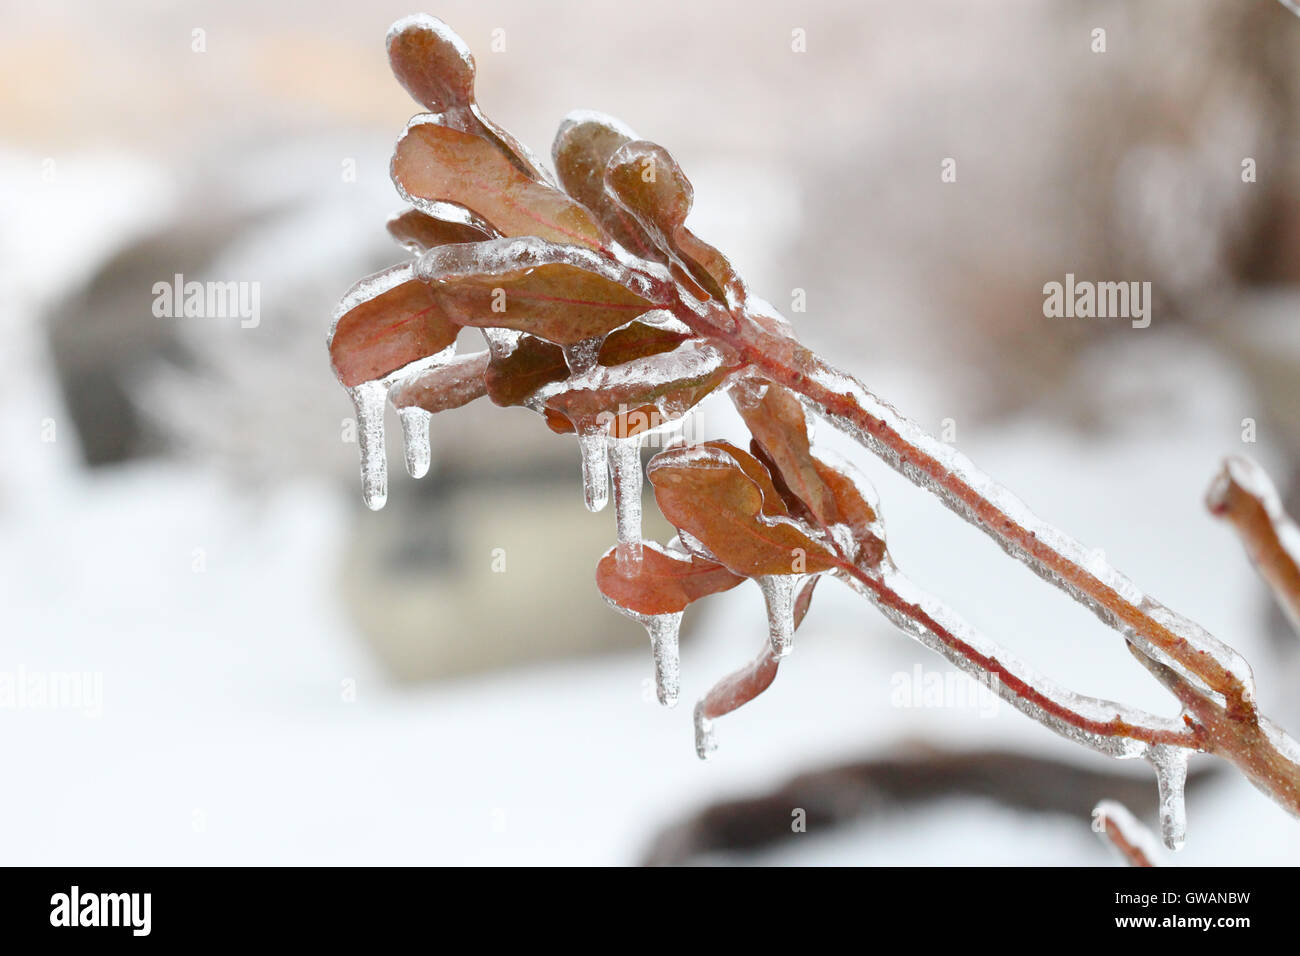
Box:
[388,350,489,414]
[386,13,550,184]
[386,207,494,255]
[647,441,839,578]
[793,575,819,627]
[605,140,747,307]
[552,111,664,261]
[597,317,692,366]
[329,263,459,388]
[736,381,834,525]
[429,261,654,345]
[542,341,736,437]
[483,334,568,407]
[393,119,607,249]
[596,540,743,616]
[386,14,477,116]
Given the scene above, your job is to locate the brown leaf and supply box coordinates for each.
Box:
[597,319,692,366]
[647,441,840,578]
[386,15,477,115]
[388,351,489,414]
[543,342,735,434]
[596,542,743,616]
[329,264,459,388]
[812,457,882,560]
[484,334,568,407]
[393,121,607,249]
[604,140,747,306]
[430,261,654,345]
[552,113,665,262]
[737,382,835,526]
[386,208,494,254]
[386,14,546,185]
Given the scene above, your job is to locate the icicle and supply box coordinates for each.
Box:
[694,701,717,760]
[609,437,643,572]
[758,574,800,657]
[576,423,610,512]
[349,380,389,510]
[645,611,683,707]
[1146,744,1190,851]
[398,406,432,478]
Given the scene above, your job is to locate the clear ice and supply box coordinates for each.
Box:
[349,380,389,511]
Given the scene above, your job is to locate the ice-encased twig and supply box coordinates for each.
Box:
[836,562,1194,759]
[694,638,781,759]
[673,303,1261,719]
[1092,800,1160,867]
[1207,456,1300,635]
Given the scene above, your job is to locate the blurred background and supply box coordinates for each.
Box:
[3,0,1300,864]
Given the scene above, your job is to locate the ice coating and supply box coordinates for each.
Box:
[758,574,800,657]
[1207,456,1300,633]
[799,365,1258,707]
[416,234,669,306]
[348,380,389,511]
[646,611,683,707]
[562,336,602,375]
[398,406,432,478]
[577,425,610,512]
[1093,800,1162,867]
[693,702,717,759]
[1146,744,1190,851]
[599,601,681,707]
[840,563,1186,760]
[608,437,644,572]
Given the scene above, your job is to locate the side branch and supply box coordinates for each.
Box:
[700,312,1257,718]
[1207,456,1300,635]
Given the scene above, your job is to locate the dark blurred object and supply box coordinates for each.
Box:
[642,746,1217,865]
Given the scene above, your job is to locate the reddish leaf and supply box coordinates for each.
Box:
[543,342,735,434]
[393,121,607,249]
[329,264,459,388]
[387,208,493,254]
[737,382,834,526]
[388,351,489,414]
[552,112,665,262]
[597,319,692,366]
[596,541,743,616]
[793,575,819,628]
[647,441,840,578]
[484,334,568,407]
[429,261,654,345]
[604,140,747,306]
[386,14,547,184]
[386,14,476,115]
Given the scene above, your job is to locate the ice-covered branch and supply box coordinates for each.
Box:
[1092,800,1160,867]
[1207,456,1300,635]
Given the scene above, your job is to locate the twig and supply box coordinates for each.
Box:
[1093,800,1161,867]
[1207,456,1300,634]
